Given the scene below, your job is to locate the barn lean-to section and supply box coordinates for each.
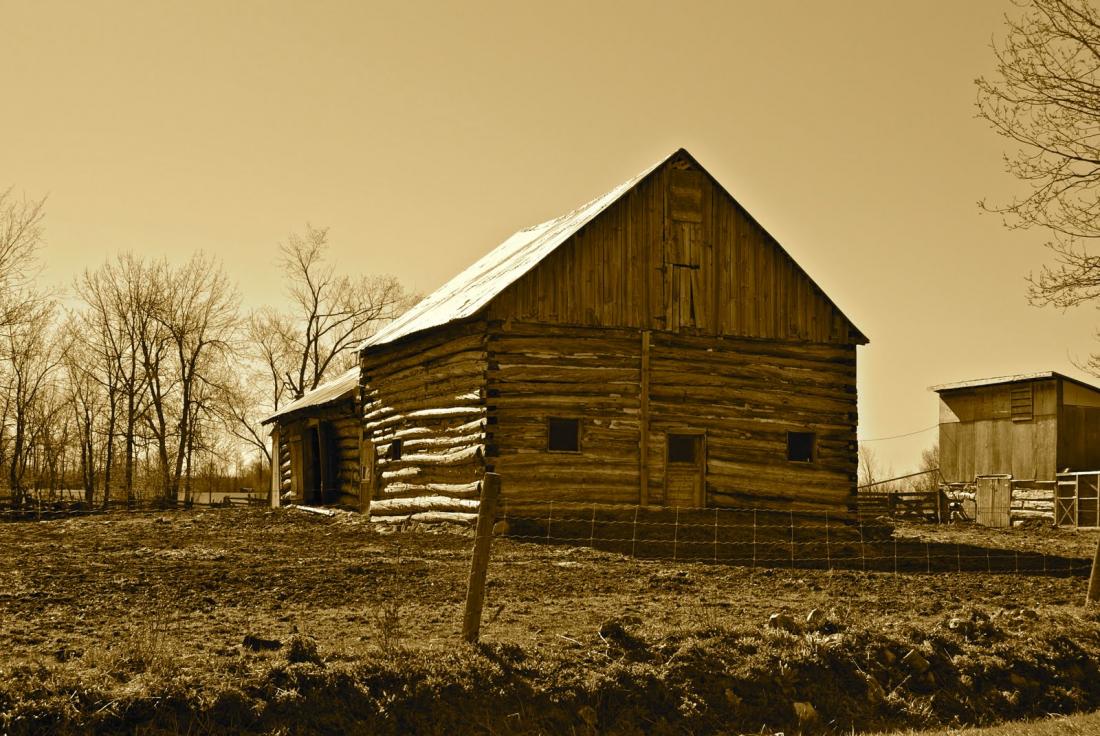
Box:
[262,368,362,507]
[357,148,867,522]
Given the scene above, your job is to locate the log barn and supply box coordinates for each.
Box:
[358,149,868,522]
[262,368,361,507]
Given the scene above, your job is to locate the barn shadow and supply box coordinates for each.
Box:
[500,506,1089,577]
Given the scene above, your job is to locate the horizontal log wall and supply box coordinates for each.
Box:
[487,323,642,506]
[487,322,857,514]
[278,433,291,496]
[362,321,488,518]
[650,331,857,512]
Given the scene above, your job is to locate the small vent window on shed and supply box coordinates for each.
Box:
[548,418,580,452]
[1010,385,1034,422]
[787,432,815,463]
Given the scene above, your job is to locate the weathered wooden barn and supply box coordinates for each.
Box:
[262,368,362,507]
[933,372,1100,528]
[933,372,1100,482]
[358,149,868,522]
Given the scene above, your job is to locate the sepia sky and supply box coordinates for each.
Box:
[3,0,1097,475]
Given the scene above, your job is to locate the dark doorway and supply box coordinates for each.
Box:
[301,422,338,505]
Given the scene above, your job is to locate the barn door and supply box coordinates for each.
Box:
[665,168,706,331]
[975,476,1011,528]
[664,433,705,508]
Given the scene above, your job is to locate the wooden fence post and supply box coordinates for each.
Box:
[1086,533,1100,606]
[462,472,501,643]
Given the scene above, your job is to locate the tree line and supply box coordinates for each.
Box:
[0,192,412,507]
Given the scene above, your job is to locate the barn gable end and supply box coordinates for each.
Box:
[489,151,865,345]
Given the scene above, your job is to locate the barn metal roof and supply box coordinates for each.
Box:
[359,155,668,350]
[260,367,358,425]
[930,371,1100,394]
[360,147,867,350]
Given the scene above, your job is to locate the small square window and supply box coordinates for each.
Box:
[548,417,580,452]
[668,434,698,463]
[787,432,815,463]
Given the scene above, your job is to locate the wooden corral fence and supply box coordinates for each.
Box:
[1056,471,1100,529]
[856,469,945,522]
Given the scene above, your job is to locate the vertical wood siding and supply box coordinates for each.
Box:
[938,380,1059,482]
[488,155,859,345]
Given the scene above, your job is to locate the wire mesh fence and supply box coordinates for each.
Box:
[494,499,1091,576]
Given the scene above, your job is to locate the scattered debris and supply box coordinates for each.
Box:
[288,505,336,517]
[902,648,930,674]
[243,634,282,651]
[767,613,798,633]
[793,701,819,724]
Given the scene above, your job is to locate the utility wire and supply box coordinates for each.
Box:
[858,424,939,443]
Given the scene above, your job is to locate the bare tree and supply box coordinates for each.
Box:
[215,369,272,469]
[60,317,105,504]
[977,0,1100,307]
[224,226,412,487]
[1,297,63,507]
[76,255,150,504]
[147,253,240,504]
[277,225,410,400]
[0,188,47,329]
[857,444,885,490]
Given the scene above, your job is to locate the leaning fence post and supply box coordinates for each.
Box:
[1086,533,1100,606]
[462,472,501,644]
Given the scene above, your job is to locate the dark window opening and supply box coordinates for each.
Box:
[787,432,815,463]
[548,417,580,452]
[387,438,403,461]
[668,434,698,463]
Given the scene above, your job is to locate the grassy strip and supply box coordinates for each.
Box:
[874,710,1100,735]
[3,605,1100,734]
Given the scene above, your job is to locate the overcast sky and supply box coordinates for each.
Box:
[4,0,1097,475]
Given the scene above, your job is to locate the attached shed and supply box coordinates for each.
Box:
[358,148,868,522]
[262,368,362,507]
[932,372,1100,483]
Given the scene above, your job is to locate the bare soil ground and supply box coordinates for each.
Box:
[1,508,1100,734]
